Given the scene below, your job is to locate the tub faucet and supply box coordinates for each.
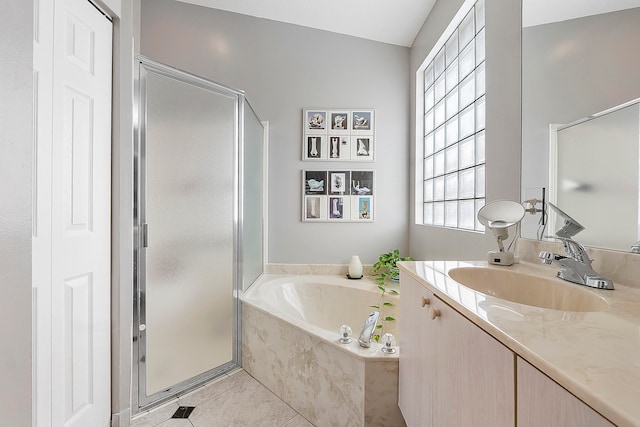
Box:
[358,311,380,348]
[539,237,614,290]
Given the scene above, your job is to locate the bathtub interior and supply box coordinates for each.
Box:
[243,275,400,344]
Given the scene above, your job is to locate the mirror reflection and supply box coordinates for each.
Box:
[521,1,640,252]
[552,100,639,252]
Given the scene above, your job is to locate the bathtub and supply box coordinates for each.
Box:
[241,274,405,427]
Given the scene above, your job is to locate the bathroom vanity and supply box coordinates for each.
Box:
[398,260,640,427]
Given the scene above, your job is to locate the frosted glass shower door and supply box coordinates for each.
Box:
[138,63,238,402]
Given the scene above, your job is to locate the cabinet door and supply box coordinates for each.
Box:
[517,358,614,427]
[398,273,436,427]
[432,296,515,426]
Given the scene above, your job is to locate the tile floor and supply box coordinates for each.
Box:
[131,370,314,427]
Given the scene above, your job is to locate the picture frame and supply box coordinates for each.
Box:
[302,169,374,222]
[354,196,373,221]
[302,108,375,161]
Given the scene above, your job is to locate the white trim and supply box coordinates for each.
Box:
[416,0,478,73]
[557,97,640,132]
[414,1,478,214]
[548,123,560,232]
[262,120,270,266]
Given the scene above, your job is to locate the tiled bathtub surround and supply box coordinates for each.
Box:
[517,238,640,290]
[265,263,375,276]
[241,273,405,427]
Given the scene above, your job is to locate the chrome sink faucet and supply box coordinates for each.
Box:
[358,311,380,348]
[539,237,614,290]
[631,241,640,254]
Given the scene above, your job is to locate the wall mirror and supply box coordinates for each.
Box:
[520,0,640,252]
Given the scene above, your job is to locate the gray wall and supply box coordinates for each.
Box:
[139,0,411,264]
[409,0,522,260]
[521,8,640,238]
[108,0,135,423]
[0,0,32,424]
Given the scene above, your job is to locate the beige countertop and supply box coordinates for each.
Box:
[398,260,640,427]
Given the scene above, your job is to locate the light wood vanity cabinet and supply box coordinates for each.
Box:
[398,272,435,426]
[399,272,616,427]
[517,358,614,427]
[399,273,515,426]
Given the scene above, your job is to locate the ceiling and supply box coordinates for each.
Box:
[523,0,640,27]
[176,0,640,47]
[175,0,437,47]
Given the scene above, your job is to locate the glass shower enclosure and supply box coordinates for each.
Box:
[133,57,265,411]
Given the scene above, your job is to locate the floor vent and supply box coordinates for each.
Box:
[172,406,196,419]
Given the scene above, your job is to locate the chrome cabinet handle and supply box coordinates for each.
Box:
[141,223,148,248]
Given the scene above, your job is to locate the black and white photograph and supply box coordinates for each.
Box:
[329,111,349,131]
[305,135,325,159]
[329,136,341,159]
[355,138,370,156]
[351,170,374,195]
[305,110,327,132]
[304,170,327,195]
[329,171,350,194]
[351,136,374,161]
[352,110,373,131]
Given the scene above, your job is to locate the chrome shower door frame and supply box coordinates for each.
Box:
[133,56,247,413]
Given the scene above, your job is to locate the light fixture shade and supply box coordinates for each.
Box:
[477,200,525,229]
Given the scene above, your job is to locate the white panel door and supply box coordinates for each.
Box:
[49,0,112,425]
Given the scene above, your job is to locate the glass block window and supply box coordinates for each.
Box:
[420,0,485,231]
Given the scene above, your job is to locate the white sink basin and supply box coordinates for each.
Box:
[448,267,609,312]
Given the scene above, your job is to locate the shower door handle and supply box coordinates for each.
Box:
[141,223,148,248]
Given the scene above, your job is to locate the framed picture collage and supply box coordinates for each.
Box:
[302,109,375,161]
[301,108,376,222]
[302,170,374,222]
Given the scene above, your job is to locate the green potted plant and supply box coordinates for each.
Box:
[371,249,413,285]
[369,249,413,342]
